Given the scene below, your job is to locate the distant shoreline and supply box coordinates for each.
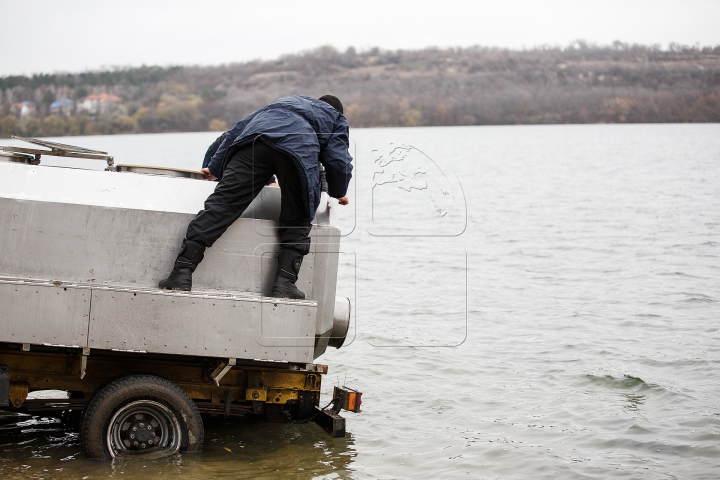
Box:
[2,43,719,138]
[6,122,720,147]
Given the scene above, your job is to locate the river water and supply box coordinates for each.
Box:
[1,124,719,479]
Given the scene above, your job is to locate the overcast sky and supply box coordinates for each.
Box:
[1,0,719,76]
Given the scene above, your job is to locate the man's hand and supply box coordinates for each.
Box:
[201,168,217,181]
[337,196,349,205]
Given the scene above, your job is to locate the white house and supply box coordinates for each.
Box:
[76,93,123,115]
[11,101,36,118]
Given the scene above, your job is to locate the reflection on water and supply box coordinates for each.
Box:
[0,411,356,479]
[623,394,645,414]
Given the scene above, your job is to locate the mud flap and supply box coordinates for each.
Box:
[312,407,345,438]
[0,365,8,408]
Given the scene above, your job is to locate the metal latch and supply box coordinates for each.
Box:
[210,358,236,386]
[80,347,90,379]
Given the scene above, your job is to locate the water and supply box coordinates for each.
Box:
[1,123,719,478]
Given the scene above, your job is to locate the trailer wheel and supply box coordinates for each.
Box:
[80,374,204,459]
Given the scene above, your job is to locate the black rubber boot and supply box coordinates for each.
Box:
[158,239,206,291]
[271,249,305,299]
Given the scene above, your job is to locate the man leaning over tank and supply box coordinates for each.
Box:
[157,95,353,299]
[202,133,330,191]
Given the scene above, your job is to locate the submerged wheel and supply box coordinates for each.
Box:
[81,374,204,459]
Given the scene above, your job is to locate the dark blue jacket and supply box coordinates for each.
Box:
[205,95,353,220]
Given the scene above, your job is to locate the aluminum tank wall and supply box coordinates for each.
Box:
[0,163,341,358]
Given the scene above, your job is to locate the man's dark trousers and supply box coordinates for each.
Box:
[186,140,312,257]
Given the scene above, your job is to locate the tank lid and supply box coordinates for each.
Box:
[115,164,207,180]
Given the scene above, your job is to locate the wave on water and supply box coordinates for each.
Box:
[581,373,684,398]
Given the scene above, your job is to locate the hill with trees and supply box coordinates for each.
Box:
[1,42,719,137]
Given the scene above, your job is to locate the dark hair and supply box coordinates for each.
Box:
[318,94,343,114]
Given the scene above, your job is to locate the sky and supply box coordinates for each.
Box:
[1,0,719,76]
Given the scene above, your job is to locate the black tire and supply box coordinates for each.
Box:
[80,374,204,459]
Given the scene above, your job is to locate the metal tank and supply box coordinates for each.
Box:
[0,144,350,365]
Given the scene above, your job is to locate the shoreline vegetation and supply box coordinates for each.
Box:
[1,42,719,138]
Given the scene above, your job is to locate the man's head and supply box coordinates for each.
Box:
[318,95,343,114]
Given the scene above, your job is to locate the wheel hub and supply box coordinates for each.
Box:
[107,401,181,457]
[128,420,157,446]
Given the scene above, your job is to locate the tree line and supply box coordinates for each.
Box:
[1,42,719,138]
